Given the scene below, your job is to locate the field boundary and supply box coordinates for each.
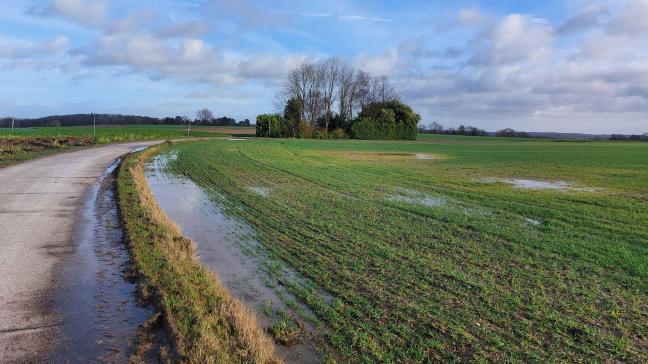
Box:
[117,142,280,363]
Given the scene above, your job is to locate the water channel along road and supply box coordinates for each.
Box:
[0,141,160,362]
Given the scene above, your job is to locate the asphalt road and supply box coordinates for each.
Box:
[0,141,159,362]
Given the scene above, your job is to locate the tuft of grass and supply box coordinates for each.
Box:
[117,144,280,364]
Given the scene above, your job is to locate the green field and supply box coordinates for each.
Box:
[0,124,254,167]
[161,137,647,362]
[0,124,242,141]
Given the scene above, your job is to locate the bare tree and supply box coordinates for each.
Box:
[285,61,313,120]
[196,108,214,122]
[320,57,341,131]
[278,59,400,128]
[428,121,444,133]
[372,75,397,103]
[337,61,356,122]
[354,70,372,113]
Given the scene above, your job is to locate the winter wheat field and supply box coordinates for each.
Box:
[142,135,648,362]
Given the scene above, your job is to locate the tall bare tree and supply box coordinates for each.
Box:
[372,75,397,103]
[337,61,356,122]
[278,59,400,128]
[196,108,213,122]
[320,57,341,130]
[354,70,373,112]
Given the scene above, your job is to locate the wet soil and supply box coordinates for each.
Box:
[145,153,322,364]
[47,158,154,362]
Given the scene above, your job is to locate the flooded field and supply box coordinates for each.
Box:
[155,138,647,362]
[49,158,153,362]
[144,153,322,363]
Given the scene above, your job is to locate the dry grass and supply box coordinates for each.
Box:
[118,143,280,363]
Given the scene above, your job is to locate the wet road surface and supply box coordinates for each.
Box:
[0,141,158,362]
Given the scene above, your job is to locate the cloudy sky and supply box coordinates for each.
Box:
[1,0,647,133]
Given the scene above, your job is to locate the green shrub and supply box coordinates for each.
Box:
[354,100,420,140]
[256,114,283,137]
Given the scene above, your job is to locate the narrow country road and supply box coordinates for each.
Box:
[0,141,160,362]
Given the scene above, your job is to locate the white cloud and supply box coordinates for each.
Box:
[47,0,108,27]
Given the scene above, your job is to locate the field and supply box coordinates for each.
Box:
[0,125,249,167]
[158,136,648,362]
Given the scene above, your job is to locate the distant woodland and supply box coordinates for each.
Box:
[0,114,251,128]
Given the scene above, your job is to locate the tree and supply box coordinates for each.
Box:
[337,62,356,123]
[355,100,421,140]
[283,98,303,137]
[429,122,444,133]
[279,59,399,130]
[320,57,341,131]
[256,114,283,137]
[354,70,372,109]
[372,75,397,103]
[196,109,213,123]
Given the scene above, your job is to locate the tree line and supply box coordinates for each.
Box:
[257,57,420,140]
[0,113,251,128]
[609,133,648,141]
[419,122,531,138]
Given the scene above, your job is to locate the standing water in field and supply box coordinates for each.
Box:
[144,152,321,363]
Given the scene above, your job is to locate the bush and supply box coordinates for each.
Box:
[256,114,283,137]
[314,129,329,139]
[331,128,346,139]
[353,100,420,140]
[296,122,314,138]
[351,110,399,140]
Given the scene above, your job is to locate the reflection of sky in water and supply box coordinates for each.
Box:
[144,153,322,362]
[480,178,597,192]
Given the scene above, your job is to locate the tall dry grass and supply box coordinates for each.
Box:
[119,145,280,363]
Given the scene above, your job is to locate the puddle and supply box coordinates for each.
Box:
[415,153,436,160]
[145,153,322,363]
[248,186,271,197]
[526,218,542,225]
[228,138,249,141]
[387,188,446,208]
[129,146,149,154]
[49,158,154,362]
[480,178,596,192]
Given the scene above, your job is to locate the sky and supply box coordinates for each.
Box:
[0,0,647,133]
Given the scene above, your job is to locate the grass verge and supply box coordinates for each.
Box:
[117,142,280,363]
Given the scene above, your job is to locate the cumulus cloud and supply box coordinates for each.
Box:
[9,0,648,132]
[387,1,648,132]
[36,0,109,27]
[557,5,609,34]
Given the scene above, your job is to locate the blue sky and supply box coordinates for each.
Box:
[1,0,647,133]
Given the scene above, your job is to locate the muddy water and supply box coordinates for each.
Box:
[144,153,321,363]
[48,158,153,362]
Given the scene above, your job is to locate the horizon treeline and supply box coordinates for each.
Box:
[0,113,251,128]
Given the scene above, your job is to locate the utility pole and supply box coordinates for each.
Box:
[11,117,14,134]
[93,116,96,137]
[187,120,191,136]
